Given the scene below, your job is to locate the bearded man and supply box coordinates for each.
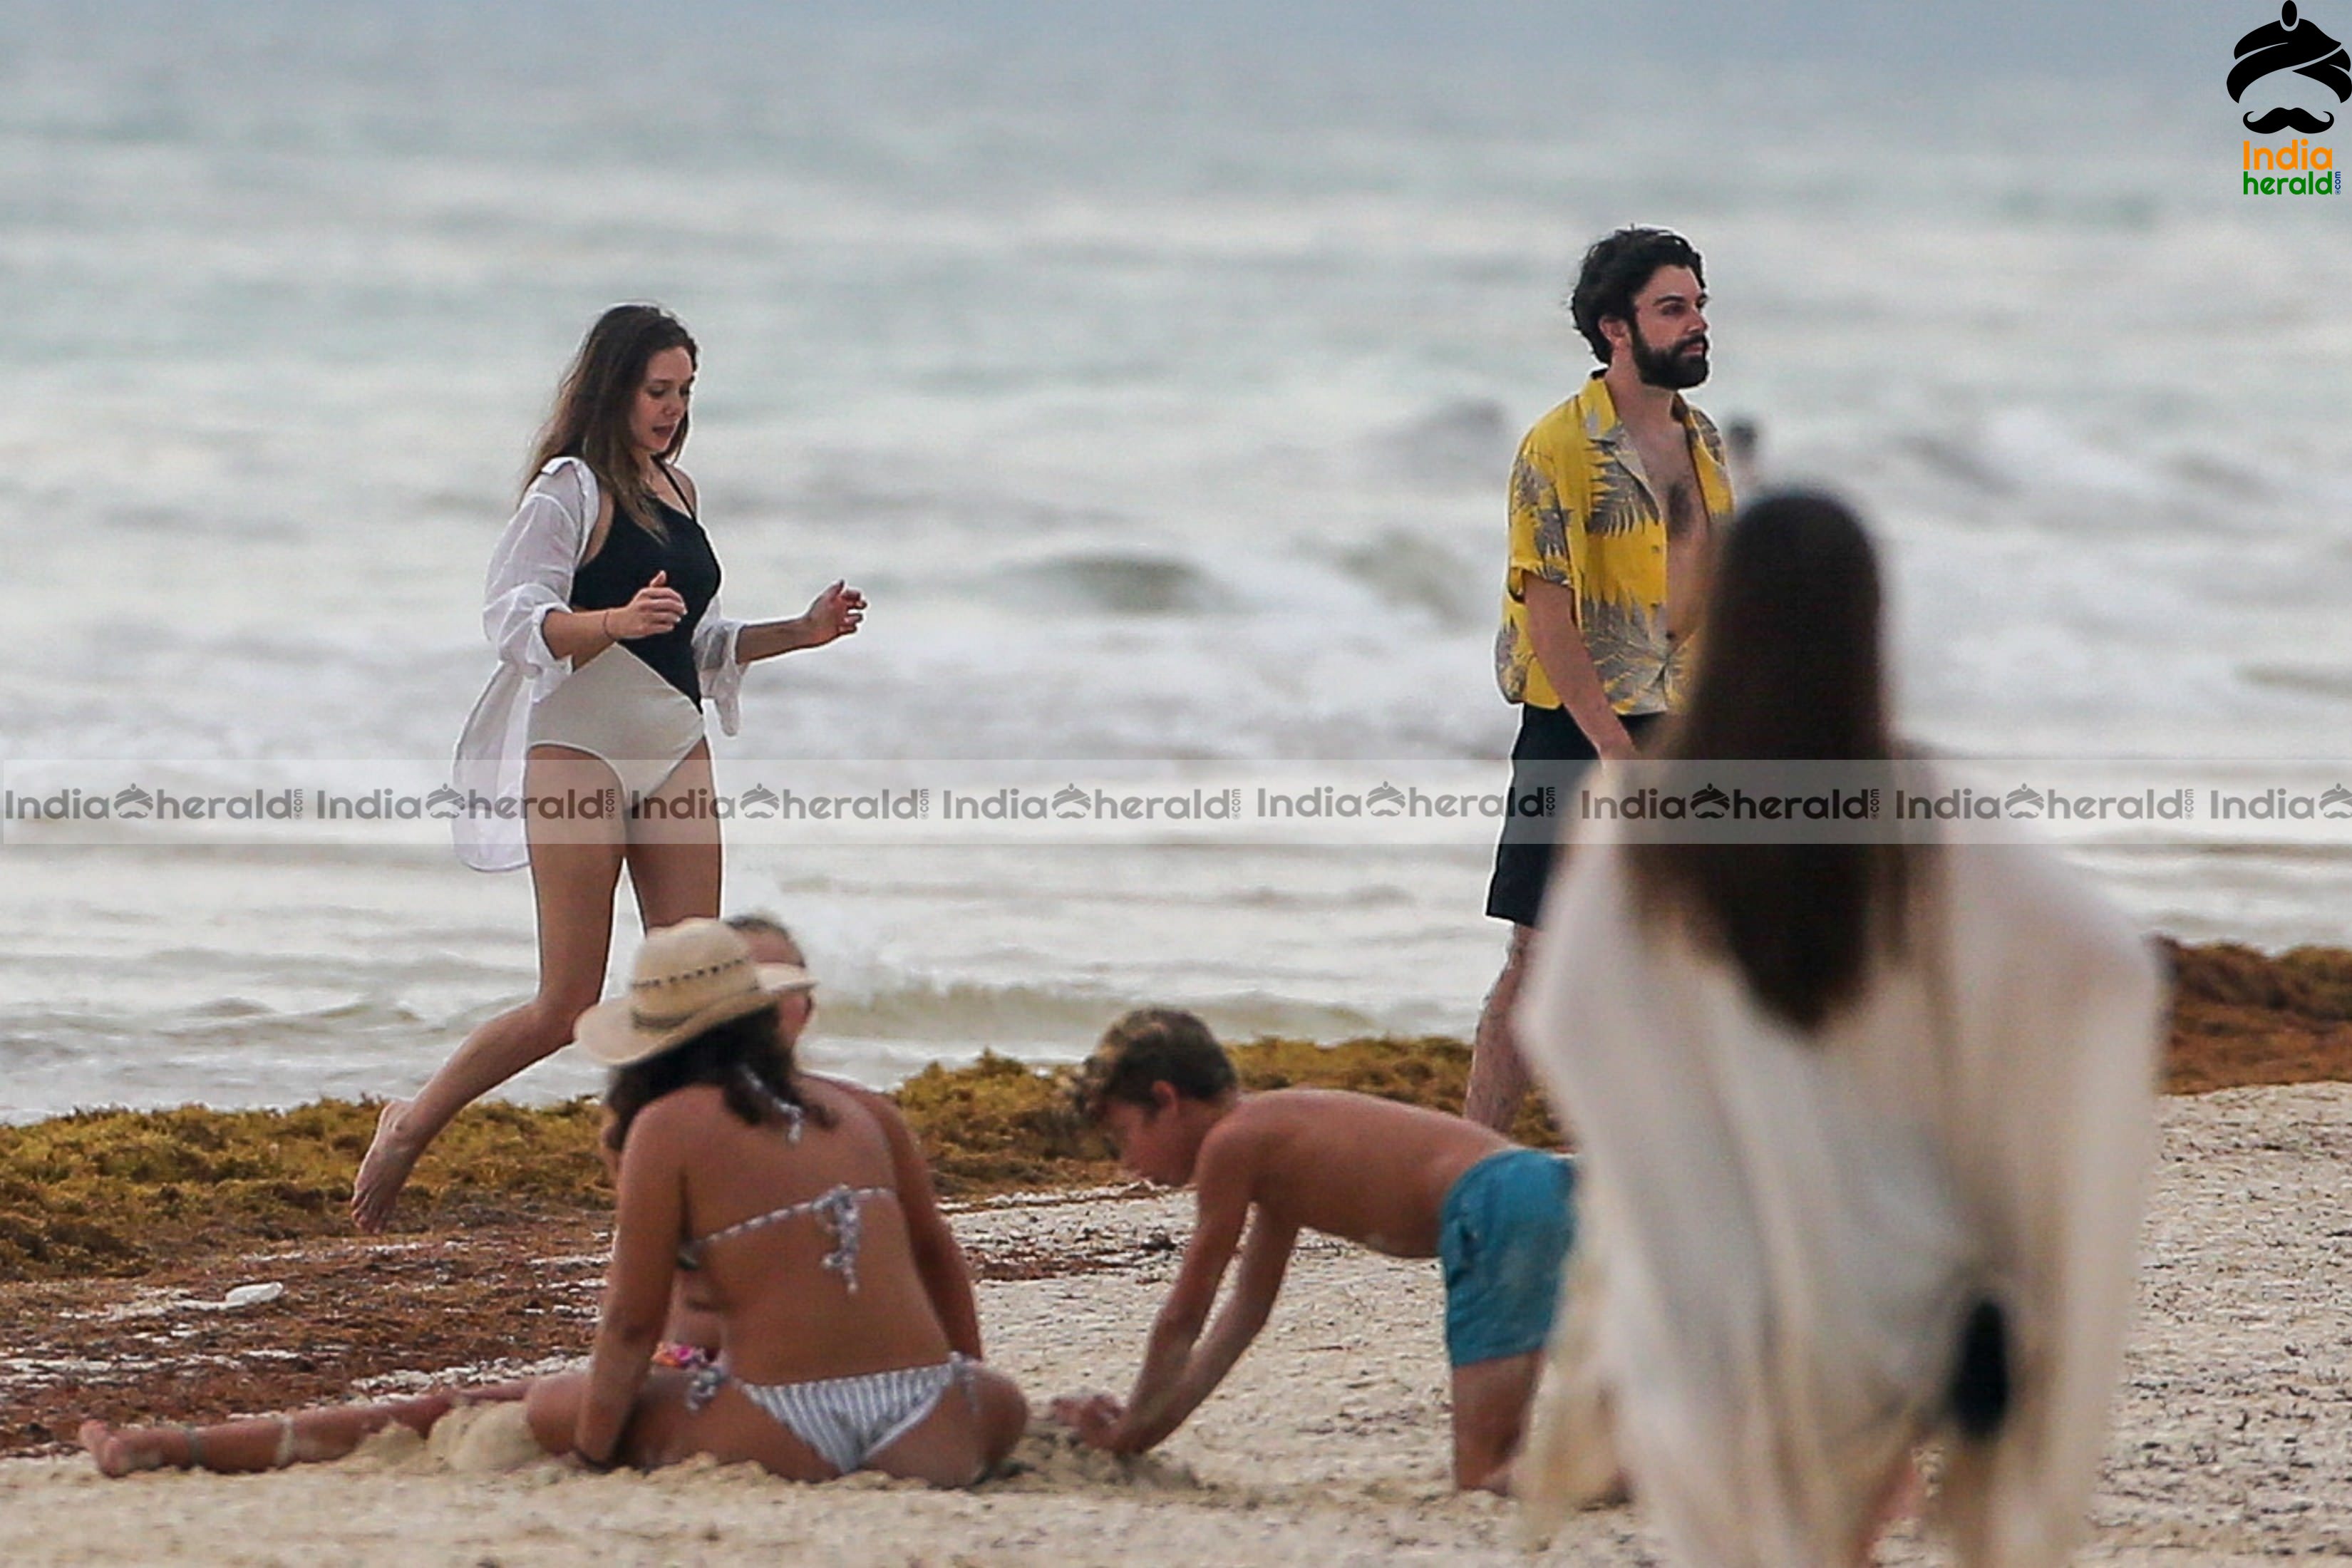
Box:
[1468,227,1735,1132]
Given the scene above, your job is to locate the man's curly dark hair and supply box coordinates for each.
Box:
[1569,226,1706,365]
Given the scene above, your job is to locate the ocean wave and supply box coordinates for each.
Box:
[1370,397,1510,487]
[2241,664,2352,702]
[816,976,1378,1047]
[0,996,430,1059]
[159,997,430,1048]
[1330,530,1487,628]
[984,552,1221,617]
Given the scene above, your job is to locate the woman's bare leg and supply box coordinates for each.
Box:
[77,1381,535,1477]
[620,743,722,932]
[351,749,626,1230]
[520,1368,827,1477]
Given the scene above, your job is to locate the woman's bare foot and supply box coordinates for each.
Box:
[79,1420,165,1476]
[351,1100,421,1232]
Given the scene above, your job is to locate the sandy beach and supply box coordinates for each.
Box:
[3,6,2343,1563]
[4,1081,2346,1565]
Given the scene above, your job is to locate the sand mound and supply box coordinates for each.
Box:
[332,1405,1202,1492]
[333,1407,1209,1492]
[335,1402,549,1476]
[1001,1420,1205,1492]
[429,1402,546,1473]
[344,1420,425,1470]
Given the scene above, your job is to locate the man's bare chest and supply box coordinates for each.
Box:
[1625,425,1708,540]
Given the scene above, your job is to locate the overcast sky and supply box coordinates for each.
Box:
[1,0,2250,91]
[770,0,2234,88]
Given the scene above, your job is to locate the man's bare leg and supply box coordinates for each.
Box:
[1465,923,1537,1132]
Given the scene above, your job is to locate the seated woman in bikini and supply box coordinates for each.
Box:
[80,919,1028,1485]
[643,912,982,1371]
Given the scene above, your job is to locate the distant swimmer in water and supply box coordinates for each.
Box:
[1723,416,1763,496]
[351,304,866,1231]
[96,922,1026,1485]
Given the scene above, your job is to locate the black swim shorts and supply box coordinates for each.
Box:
[1483,705,1664,928]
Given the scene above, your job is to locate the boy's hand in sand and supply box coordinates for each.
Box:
[1051,1391,1126,1449]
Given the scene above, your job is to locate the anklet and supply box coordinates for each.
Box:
[272,1415,297,1468]
[181,1424,205,1470]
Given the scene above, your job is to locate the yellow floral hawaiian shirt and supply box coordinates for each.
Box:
[1495,373,1735,714]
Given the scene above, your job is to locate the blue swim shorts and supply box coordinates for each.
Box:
[1439,1147,1579,1367]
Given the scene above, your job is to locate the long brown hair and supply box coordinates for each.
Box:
[526,303,697,537]
[1627,490,1913,1032]
[602,1006,831,1156]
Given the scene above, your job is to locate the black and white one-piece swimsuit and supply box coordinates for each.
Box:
[527,467,721,804]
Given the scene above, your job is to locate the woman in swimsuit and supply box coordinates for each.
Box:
[643,912,985,1372]
[85,920,1029,1486]
[352,304,867,1230]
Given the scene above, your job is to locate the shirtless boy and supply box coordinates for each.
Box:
[1052,1009,1577,1490]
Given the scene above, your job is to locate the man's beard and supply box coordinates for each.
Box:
[1631,324,1709,389]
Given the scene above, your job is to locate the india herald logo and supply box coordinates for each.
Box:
[2232,3,2352,133]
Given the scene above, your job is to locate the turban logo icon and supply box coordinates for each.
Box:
[2232,2,2352,133]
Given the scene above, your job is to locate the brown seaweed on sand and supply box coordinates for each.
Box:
[2,935,2345,1289]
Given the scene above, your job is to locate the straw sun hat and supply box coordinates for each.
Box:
[573,917,816,1068]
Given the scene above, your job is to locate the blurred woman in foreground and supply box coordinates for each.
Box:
[1513,492,2163,1567]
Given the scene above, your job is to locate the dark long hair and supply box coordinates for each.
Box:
[602,1006,831,1156]
[527,303,697,537]
[1626,490,1913,1032]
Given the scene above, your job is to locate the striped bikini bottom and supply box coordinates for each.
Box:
[686,1353,975,1476]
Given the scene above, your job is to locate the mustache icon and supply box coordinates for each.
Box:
[2230,4,2350,133]
[2244,105,2338,132]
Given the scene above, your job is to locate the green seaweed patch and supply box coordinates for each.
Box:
[2166,938,2352,1023]
[893,1035,1558,1197]
[892,1051,1113,1196]
[6,936,2346,1284]
[0,1036,1544,1282]
[1229,1033,1560,1149]
[0,1098,607,1282]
